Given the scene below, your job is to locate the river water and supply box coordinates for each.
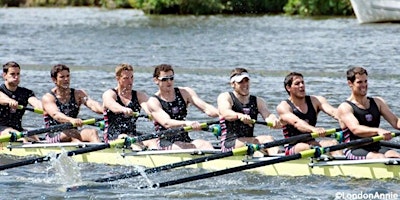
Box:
[1,7,400,200]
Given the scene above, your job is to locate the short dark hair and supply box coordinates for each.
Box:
[153,64,174,78]
[51,64,70,78]
[346,66,368,83]
[283,72,303,95]
[3,61,20,73]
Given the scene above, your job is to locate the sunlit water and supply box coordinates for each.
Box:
[1,7,400,200]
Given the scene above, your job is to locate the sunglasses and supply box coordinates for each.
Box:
[157,75,174,82]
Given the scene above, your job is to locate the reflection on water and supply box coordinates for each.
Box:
[1,7,400,200]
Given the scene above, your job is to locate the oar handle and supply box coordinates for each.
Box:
[251,120,273,127]
[17,105,44,114]
[132,112,152,120]
[183,120,220,132]
[123,120,220,147]
[0,118,103,142]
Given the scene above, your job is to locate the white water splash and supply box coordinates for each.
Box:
[46,151,83,186]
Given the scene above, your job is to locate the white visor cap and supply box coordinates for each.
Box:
[230,72,250,83]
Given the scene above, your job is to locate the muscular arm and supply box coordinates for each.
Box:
[137,91,151,115]
[276,100,317,133]
[147,96,191,128]
[42,93,75,123]
[374,97,400,129]
[181,87,219,118]
[102,89,126,114]
[28,96,42,109]
[314,95,338,120]
[217,92,239,121]
[257,97,280,128]
[77,89,103,114]
[0,91,17,107]
[337,102,381,137]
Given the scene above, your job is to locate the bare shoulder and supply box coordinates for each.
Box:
[337,101,352,112]
[372,96,386,104]
[276,100,291,113]
[74,88,87,97]
[42,92,55,101]
[178,86,196,95]
[217,91,230,99]
[310,95,327,102]
[276,99,289,108]
[136,90,149,102]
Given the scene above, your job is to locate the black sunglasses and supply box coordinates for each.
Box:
[157,75,174,82]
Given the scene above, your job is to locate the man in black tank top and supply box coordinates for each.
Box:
[102,63,154,150]
[42,64,103,143]
[338,66,400,159]
[147,64,219,150]
[277,72,342,156]
[0,61,42,143]
[217,68,281,155]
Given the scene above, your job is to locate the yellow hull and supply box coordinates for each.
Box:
[1,142,400,179]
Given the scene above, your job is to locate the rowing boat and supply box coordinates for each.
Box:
[1,141,400,180]
[350,0,400,23]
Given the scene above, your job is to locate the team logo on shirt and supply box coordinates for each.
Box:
[172,107,180,114]
[365,114,373,122]
[243,108,250,115]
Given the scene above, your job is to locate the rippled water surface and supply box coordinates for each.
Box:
[1,7,400,200]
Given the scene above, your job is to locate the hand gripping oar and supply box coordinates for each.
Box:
[79,128,341,184]
[0,118,103,143]
[17,105,44,115]
[133,132,400,189]
[0,121,219,171]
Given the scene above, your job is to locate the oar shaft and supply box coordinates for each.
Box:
[94,151,234,182]
[95,127,339,183]
[380,141,400,149]
[259,128,340,150]
[140,153,301,189]
[0,156,50,170]
[139,133,398,189]
[0,118,103,143]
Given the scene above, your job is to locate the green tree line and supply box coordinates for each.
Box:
[0,0,354,16]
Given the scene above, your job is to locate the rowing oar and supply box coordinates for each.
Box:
[84,128,340,183]
[17,105,43,115]
[0,118,103,143]
[380,141,400,149]
[133,132,400,189]
[252,120,273,127]
[0,121,219,171]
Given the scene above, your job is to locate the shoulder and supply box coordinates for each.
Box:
[276,100,290,111]
[371,96,386,106]
[42,92,55,101]
[73,88,87,96]
[338,100,352,112]
[217,92,230,98]
[178,86,195,94]
[136,90,149,101]
[310,95,328,105]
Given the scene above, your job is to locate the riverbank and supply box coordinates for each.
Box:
[1,0,354,16]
